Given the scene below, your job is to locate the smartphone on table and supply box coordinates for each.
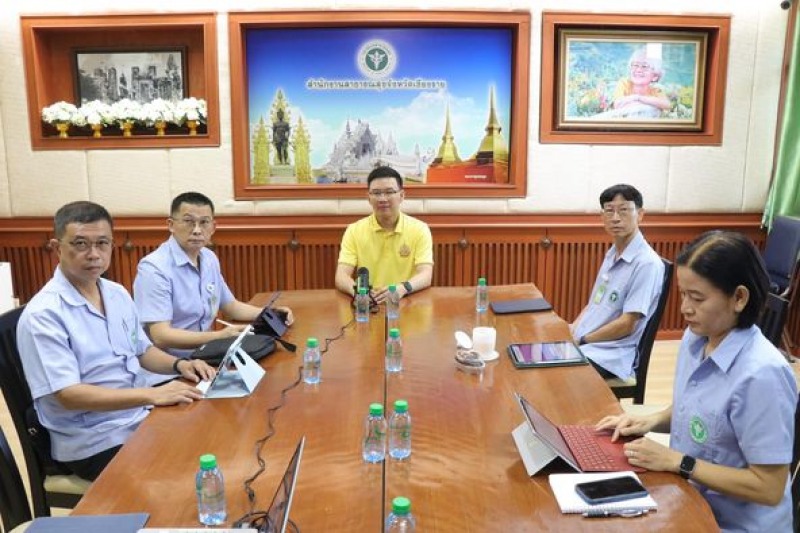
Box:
[575,475,649,505]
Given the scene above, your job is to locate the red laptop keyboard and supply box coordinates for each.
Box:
[559,424,617,471]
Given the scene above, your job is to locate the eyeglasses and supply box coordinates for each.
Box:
[63,238,114,252]
[172,217,214,230]
[630,62,654,71]
[602,206,636,218]
[368,189,400,199]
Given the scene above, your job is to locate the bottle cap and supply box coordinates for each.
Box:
[388,284,396,292]
[478,277,486,286]
[392,496,411,514]
[307,337,319,348]
[358,287,367,295]
[199,453,217,470]
[388,327,400,338]
[369,403,384,416]
[394,399,408,413]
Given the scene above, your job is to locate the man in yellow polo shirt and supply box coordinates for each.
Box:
[335,166,433,304]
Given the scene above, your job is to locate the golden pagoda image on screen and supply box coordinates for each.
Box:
[426,87,509,184]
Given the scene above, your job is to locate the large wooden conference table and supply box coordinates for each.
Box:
[73,284,717,531]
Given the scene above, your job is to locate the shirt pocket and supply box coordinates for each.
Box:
[600,284,625,311]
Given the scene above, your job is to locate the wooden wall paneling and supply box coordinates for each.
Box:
[211,228,292,301]
[542,226,608,322]
[461,227,546,288]
[290,228,346,291]
[430,227,466,287]
[0,231,56,304]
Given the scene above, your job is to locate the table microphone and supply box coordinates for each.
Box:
[357,267,370,294]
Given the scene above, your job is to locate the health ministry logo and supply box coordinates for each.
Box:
[358,39,397,79]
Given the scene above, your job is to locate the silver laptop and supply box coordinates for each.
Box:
[262,436,305,533]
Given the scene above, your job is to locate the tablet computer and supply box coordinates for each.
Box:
[507,340,588,368]
[490,298,553,314]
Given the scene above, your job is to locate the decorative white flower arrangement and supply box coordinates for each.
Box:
[41,101,82,125]
[140,98,177,126]
[79,101,114,127]
[41,97,208,137]
[174,97,208,125]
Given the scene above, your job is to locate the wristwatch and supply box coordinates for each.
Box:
[679,455,696,479]
[172,357,185,374]
[402,281,413,295]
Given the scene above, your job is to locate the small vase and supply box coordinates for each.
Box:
[121,121,134,137]
[186,119,198,136]
[91,124,103,138]
[155,120,166,136]
[55,122,70,139]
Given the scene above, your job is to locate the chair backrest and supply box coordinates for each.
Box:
[0,305,52,517]
[763,215,800,295]
[0,424,32,532]
[630,258,674,404]
[758,293,790,348]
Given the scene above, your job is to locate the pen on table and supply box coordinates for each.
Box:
[582,509,648,518]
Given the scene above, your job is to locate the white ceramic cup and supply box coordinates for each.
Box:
[472,327,497,360]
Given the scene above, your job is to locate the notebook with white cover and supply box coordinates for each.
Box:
[548,471,657,514]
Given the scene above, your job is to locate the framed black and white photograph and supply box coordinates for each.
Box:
[74,48,186,105]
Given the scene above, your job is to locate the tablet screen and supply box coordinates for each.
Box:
[508,341,587,367]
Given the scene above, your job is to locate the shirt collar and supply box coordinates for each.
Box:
[609,231,645,263]
[51,266,108,309]
[167,235,195,267]
[369,213,405,234]
[688,325,756,373]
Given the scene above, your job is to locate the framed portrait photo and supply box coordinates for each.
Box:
[74,48,187,105]
[229,10,531,199]
[559,30,707,131]
[540,12,731,146]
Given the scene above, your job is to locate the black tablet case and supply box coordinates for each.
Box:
[490,297,553,314]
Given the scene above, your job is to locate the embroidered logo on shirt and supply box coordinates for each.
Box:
[609,290,619,303]
[399,243,411,257]
[689,415,708,444]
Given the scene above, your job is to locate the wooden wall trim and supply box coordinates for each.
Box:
[2,212,794,353]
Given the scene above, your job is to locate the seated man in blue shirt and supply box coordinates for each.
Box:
[572,184,664,380]
[16,201,214,481]
[133,192,293,375]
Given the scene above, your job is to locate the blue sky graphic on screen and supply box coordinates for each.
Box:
[245,27,513,185]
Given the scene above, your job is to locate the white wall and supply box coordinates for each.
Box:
[0,0,789,218]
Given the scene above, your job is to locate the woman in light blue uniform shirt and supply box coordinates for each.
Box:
[597,230,797,532]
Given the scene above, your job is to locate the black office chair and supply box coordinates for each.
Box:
[763,216,800,297]
[606,258,673,405]
[758,293,790,348]
[0,424,32,533]
[0,306,88,518]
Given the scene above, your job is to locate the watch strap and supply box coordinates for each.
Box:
[402,281,413,294]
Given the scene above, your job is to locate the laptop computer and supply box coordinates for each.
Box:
[490,297,553,314]
[514,393,643,472]
[261,437,305,533]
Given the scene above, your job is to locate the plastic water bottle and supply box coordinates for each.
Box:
[196,454,226,526]
[389,399,411,460]
[362,403,387,463]
[386,328,403,373]
[303,337,321,384]
[476,277,489,312]
[355,287,370,323]
[386,284,400,320]
[385,496,416,532]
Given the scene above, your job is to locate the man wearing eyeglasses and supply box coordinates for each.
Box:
[16,201,215,480]
[335,166,433,304]
[133,192,293,381]
[571,184,664,380]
